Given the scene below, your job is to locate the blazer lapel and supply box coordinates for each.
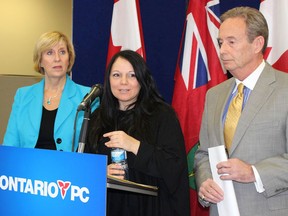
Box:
[230,64,276,154]
[216,78,235,147]
[54,77,74,133]
[28,80,45,133]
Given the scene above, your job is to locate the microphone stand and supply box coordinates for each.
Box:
[77,105,91,153]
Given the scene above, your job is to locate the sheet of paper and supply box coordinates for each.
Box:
[208,145,240,216]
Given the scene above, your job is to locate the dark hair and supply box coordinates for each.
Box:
[88,50,166,151]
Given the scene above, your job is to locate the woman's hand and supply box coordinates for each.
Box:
[103,130,140,155]
[107,163,125,179]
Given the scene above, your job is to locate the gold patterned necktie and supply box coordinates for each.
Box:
[224,83,244,152]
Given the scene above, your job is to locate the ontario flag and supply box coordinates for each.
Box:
[172,0,227,215]
[106,0,145,64]
[259,0,288,72]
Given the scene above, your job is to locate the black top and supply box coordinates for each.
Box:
[35,107,57,150]
[86,104,190,216]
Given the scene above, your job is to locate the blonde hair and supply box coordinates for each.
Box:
[33,31,75,74]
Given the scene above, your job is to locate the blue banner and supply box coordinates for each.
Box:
[0,146,107,216]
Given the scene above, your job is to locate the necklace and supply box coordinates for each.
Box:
[46,88,59,105]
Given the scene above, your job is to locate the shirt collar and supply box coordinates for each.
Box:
[234,60,265,91]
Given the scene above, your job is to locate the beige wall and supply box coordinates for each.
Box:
[0,0,72,76]
[0,75,42,143]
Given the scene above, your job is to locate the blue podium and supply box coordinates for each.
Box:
[0,145,107,216]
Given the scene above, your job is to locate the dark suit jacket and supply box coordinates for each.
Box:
[195,63,288,216]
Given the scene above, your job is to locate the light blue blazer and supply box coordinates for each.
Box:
[3,76,99,152]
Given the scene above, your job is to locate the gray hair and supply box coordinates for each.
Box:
[220,6,268,54]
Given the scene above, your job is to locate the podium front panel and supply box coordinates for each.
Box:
[0,145,107,216]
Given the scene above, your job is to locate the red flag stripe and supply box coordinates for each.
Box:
[106,0,145,66]
[172,1,227,215]
[260,0,288,73]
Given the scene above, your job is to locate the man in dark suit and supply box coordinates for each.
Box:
[195,6,288,216]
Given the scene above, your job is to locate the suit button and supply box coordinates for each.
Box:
[56,138,62,144]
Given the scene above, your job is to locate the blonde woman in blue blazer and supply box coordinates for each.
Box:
[3,31,99,151]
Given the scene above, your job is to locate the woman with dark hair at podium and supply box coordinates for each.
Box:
[85,50,190,216]
[2,31,99,151]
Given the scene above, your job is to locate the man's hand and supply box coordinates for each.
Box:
[217,158,255,183]
[198,178,224,204]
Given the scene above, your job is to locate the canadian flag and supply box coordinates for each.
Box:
[259,0,288,72]
[106,0,145,64]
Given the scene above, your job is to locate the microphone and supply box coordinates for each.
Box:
[77,84,103,111]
